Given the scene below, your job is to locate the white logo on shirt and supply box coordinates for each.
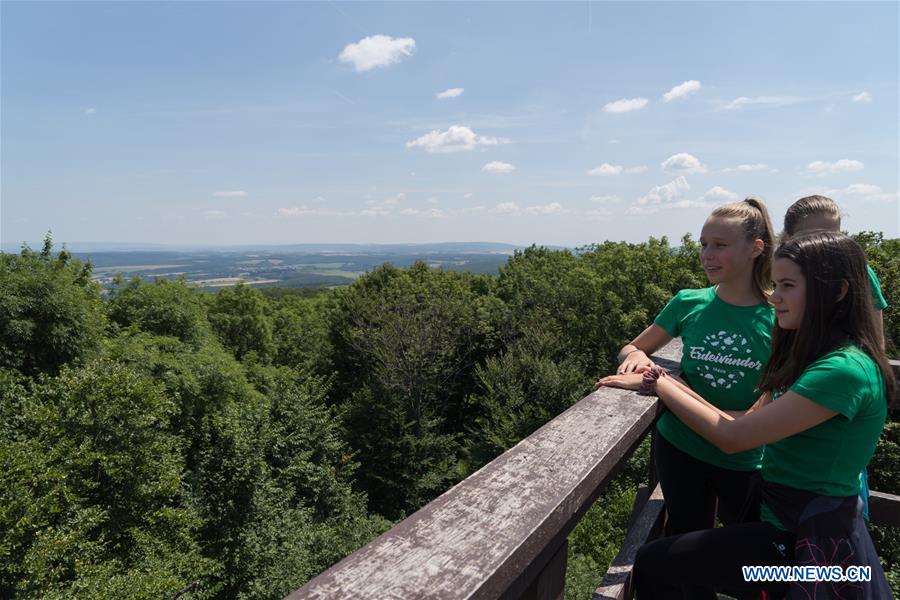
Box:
[689,330,762,389]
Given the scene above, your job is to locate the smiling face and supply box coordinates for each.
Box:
[699,216,762,285]
[769,257,807,329]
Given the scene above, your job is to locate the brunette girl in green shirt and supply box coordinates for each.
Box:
[600,231,894,598]
[783,194,890,521]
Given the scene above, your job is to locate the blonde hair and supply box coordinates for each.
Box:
[709,197,775,300]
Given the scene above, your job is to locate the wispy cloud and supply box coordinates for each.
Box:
[663,80,701,102]
[406,125,510,153]
[807,159,864,175]
[214,190,248,198]
[603,97,648,113]
[587,163,622,176]
[636,176,691,207]
[492,202,520,215]
[700,186,739,202]
[852,91,872,103]
[721,96,805,110]
[339,35,415,72]
[625,165,648,174]
[661,153,707,174]
[82,107,97,115]
[489,202,564,216]
[723,163,769,173]
[482,161,516,174]
[436,87,464,99]
[203,210,228,220]
[590,194,622,204]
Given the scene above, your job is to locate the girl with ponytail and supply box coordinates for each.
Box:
[598,198,776,540]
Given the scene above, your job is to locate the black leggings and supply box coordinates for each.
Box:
[633,521,794,599]
[655,431,759,536]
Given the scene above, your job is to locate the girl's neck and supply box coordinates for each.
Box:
[715,276,761,307]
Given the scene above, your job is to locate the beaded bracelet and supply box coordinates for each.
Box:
[639,365,669,396]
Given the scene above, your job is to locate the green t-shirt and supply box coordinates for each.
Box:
[654,287,774,471]
[760,346,887,530]
[868,265,888,311]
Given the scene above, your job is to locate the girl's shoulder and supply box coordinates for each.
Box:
[671,286,717,304]
[804,346,881,385]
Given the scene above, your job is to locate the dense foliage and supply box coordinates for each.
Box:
[1,232,896,598]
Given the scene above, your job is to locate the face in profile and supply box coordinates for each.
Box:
[699,217,761,285]
[769,257,806,329]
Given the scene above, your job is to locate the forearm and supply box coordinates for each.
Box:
[655,378,736,452]
[618,344,646,363]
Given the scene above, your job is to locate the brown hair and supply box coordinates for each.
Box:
[709,197,775,300]
[783,195,841,238]
[758,231,895,407]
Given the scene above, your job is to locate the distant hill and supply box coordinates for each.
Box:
[1,241,523,254]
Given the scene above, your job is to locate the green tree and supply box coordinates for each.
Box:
[107,277,210,346]
[0,362,212,598]
[329,262,498,517]
[208,283,275,361]
[0,234,105,375]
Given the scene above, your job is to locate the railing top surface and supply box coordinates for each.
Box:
[286,341,683,600]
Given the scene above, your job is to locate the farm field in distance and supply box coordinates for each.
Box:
[57,242,521,291]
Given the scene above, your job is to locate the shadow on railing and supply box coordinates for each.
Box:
[285,344,900,600]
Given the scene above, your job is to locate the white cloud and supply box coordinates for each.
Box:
[723,163,769,173]
[492,202,520,215]
[661,153,707,174]
[852,91,872,103]
[721,96,803,110]
[524,202,563,215]
[637,176,690,206]
[462,192,474,199]
[587,163,623,177]
[436,87,464,100]
[844,183,881,195]
[603,97,649,113]
[663,80,701,102]
[489,202,563,216]
[608,139,620,144]
[339,35,416,72]
[399,208,420,216]
[428,208,446,219]
[590,194,622,204]
[214,190,248,198]
[203,210,228,220]
[406,125,510,153]
[807,159,864,175]
[82,107,97,115]
[482,161,516,174]
[625,165,649,174]
[701,186,739,202]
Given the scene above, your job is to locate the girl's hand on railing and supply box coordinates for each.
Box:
[617,349,655,374]
[595,372,644,391]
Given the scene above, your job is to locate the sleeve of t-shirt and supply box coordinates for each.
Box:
[790,352,866,419]
[653,291,685,337]
[867,265,888,311]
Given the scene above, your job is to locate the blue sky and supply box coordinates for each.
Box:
[2,1,898,247]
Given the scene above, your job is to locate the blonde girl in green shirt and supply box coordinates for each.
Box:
[603,198,776,541]
[601,232,894,598]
